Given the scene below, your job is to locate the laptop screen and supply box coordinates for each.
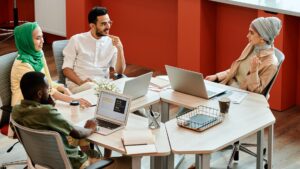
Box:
[96,91,130,123]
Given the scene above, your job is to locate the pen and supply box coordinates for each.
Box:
[149,106,160,127]
[91,104,97,107]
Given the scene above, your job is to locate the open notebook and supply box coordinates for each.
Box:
[122,129,156,155]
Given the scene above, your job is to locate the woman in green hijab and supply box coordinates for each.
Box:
[10,22,91,107]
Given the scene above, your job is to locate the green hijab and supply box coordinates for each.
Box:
[14,22,44,72]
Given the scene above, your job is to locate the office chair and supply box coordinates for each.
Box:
[10,119,113,169]
[227,48,285,169]
[0,52,17,126]
[52,40,69,85]
[52,40,126,85]
[0,52,27,168]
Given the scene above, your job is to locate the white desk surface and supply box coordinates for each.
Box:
[88,114,170,156]
[161,81,275,154]
[165,105,274,154]
[55,88,169,157]
[210,0,300,17]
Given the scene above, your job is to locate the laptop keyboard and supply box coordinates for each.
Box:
[96,119,120,129]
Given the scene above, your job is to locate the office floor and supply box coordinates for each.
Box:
[1,35,300,169]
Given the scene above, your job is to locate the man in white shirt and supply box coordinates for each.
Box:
[62,6,126,93]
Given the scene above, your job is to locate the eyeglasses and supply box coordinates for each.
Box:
[100,20,113,27]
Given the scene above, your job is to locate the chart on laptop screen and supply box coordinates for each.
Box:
[97,92,128,122]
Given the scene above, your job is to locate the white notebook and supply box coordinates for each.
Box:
[150,77,170,89]
[125,144,156,155]
[122,129,157,155]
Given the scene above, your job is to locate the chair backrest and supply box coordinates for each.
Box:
[0,52,18,107]
[10,119,72,169]
[262,48,285,99]
[52,40,69,85]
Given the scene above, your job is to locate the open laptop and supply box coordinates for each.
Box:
[121,72,153,100]
[165,65,226,99]
[94,90,131,135]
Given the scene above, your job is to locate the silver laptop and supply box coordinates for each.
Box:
[165,65,226,99]
[94,90,131,135]
[123,72,153,100]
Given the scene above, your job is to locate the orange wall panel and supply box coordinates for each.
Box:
[178,0,217,75]
[100,0,177,72]
[66,0,87,38]
[17,0,35,22]
[216,4,257,72]
[199,0,216,76]
[178,0,201,72]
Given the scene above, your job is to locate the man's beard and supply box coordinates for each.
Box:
[95,28,109,37]
[40,95,55,106]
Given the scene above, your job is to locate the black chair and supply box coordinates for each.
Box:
[10,119,113,169]
[227,48,285,169]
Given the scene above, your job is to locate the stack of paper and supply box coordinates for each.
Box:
[227,90,248,104]
[150,77,170,89]
[122,129,156,155]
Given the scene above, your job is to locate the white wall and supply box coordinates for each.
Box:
[34,0,66,37]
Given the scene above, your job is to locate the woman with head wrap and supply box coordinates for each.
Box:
[188,17,281,169]
[205,17,282,94]
[10,22,91,107]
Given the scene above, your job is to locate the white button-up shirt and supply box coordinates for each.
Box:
[62,32,117,88]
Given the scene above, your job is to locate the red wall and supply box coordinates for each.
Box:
[0,0,10,25]
[66,0,177,72]
[0,0,34,25]
[66,0,88,37]
[177,0,201,71]
[101,0,177,72]
[298,22,300,105]
[281,15,298,109]
[215,4,256,72]
[16,0,35,22]
[199,0,217,76]
[177,0,216,75]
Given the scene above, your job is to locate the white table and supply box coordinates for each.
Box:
[160,81,275,169]
[56,88,169,169]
